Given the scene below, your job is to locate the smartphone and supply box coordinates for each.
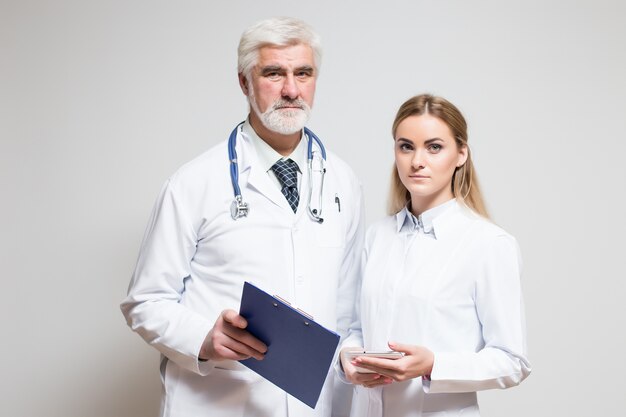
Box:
[344,350,404,373]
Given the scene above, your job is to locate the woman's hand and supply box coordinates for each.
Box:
[340,347,393,388]
[350,342,434,382]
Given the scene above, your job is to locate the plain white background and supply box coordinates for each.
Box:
[1,0,625,416]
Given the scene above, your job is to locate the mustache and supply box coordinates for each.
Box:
[271,99,309,111]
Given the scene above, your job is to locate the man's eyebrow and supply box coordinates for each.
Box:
[259,65,315,75]
[295,65,314,73]
[260,65,284,74]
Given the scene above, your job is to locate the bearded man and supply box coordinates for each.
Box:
[121,17,364,417]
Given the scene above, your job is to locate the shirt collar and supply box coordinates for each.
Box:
[242,119,307,173]
[395,198,458,238]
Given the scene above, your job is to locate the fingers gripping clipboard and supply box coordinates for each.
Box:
[238,282,340,408]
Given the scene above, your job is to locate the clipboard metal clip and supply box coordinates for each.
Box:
[273,294,315,322]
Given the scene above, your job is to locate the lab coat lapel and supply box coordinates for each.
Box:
[237,132,293,211]
[422,207,479,294]
[293,155,311,222]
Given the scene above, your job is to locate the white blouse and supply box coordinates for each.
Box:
[344,200,531,417]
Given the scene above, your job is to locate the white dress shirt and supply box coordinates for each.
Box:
[243,121,307,192]
[343,199,531,417]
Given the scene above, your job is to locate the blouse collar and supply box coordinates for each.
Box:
[395,198,459,239]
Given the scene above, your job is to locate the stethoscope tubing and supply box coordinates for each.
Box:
[228,122,245,198]
[227,123,327,221]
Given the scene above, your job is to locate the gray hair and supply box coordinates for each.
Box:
[237,17,322,79]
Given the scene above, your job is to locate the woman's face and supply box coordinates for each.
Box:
[394,114,467,214]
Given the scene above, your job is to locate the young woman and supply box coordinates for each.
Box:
[339,94,531,416]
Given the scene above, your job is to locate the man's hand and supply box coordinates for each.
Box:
[199,309,267,361]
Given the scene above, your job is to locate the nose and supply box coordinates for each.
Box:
[281,74,300,100]
[411,149,426,170]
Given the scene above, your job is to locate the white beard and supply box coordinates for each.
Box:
[248,89,311,135]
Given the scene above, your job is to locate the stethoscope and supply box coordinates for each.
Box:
[228,122,327,223]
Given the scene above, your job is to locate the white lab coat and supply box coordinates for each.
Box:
[341,202,530,417]
[121,125,364,417]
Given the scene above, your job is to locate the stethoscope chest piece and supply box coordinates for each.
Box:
[231,195,249,220]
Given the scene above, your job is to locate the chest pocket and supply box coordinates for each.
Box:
[313,192,346,247]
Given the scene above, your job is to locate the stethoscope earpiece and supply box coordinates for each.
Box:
[311,209,324,223]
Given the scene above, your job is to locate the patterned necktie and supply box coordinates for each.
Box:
[271,159,299,212]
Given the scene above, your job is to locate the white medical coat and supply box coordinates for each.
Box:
[342,202,531,417]
[121,125,364,417]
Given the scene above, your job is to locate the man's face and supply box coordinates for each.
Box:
[242,43,317,135]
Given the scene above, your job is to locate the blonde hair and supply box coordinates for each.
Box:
[388,94,489,218]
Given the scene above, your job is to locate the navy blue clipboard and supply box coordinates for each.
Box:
[238,282,340,408]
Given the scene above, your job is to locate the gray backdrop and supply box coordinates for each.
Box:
[2,0,625,416]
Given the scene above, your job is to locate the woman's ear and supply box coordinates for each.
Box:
[457,144,469,167]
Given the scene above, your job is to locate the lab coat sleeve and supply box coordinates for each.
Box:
[423,234,531,393]
[120,178,214,376]
[334,249,364,384]
[335,215,372,384]
[335,182,366,340]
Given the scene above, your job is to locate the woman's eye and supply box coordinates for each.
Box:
[399,143,413,151]
[428,144,442,152]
